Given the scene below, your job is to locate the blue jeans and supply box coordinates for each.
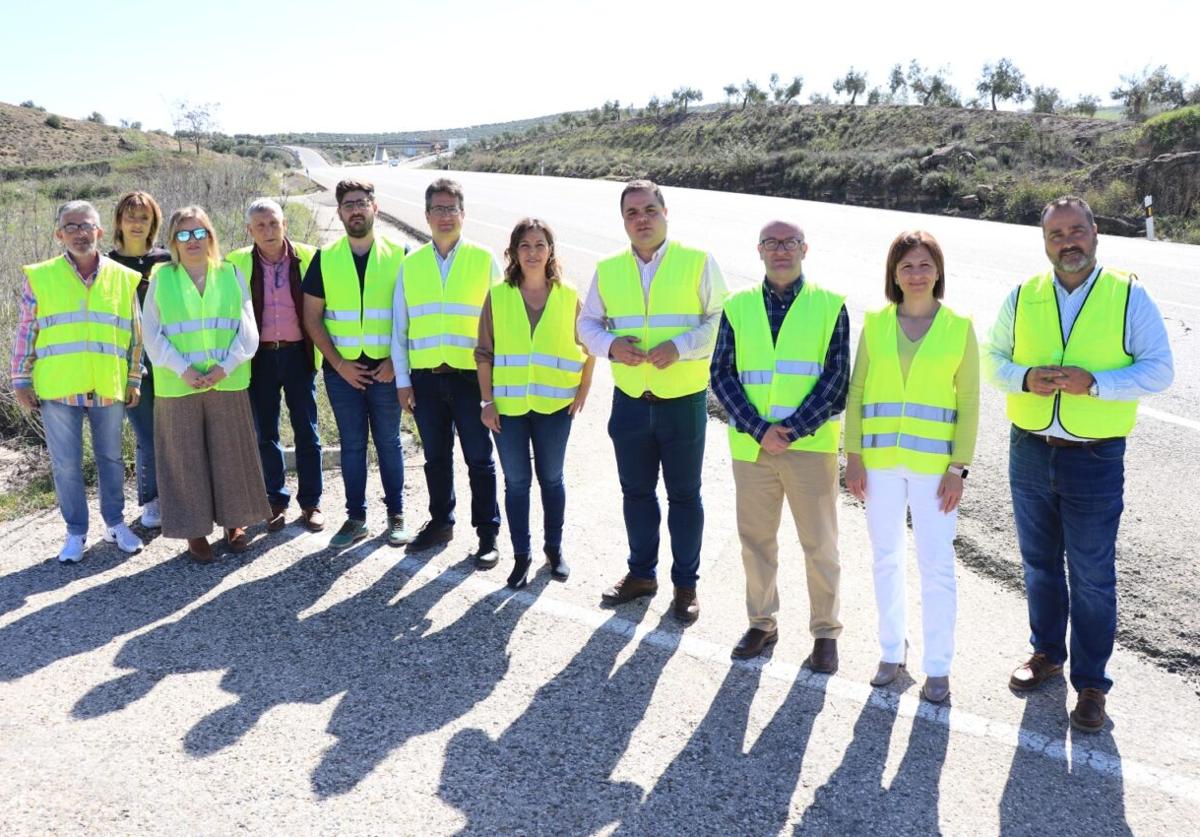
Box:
[126,366,157,505]
[250,345,323,510]
[607,389,706,587]
[411,369,500,536]
[323,369,403,521]
[493,407,573,555]
[1009,426,1125,693]
[42,400,127,535]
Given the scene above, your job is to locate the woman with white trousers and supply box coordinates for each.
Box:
[844,230,979,703]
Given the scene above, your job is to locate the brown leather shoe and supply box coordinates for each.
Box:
[187,537,214,563]
[1070,688,1108,732]
[805,638,839,674]
[267,505,287,532]
[672,587,699,625]
[1009,652,1064,691]
[302,507,325,533]
[225,527,250,553]
[732,627,778,659]
[600,574,658,605]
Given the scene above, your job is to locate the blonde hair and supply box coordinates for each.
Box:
[165,205,221,264]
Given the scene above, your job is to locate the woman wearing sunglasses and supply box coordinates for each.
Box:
[143,206,270,562]
[108,191,172,530]
[843,230,979,704]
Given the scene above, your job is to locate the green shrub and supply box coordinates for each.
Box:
[1086,179,1137,218]
[44,114,63,129]
[48,175,115,201]
[1142,106,1200,154]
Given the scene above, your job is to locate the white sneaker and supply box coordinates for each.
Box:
[140,499,162,529]
[103,522,144,554]
[58,534,86,564]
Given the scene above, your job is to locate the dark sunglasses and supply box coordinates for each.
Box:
[175,228,210,243]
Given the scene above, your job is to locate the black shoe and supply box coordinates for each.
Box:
[408,519,453,552]
[545,547,570,580]
[475,531,499,569]
[507,553,532,589]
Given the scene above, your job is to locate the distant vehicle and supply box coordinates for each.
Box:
[389,159,399,167]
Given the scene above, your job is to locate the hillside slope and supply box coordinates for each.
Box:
[0,101,180,173]
[447,104,1199,238]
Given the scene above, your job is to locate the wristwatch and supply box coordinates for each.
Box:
[480,399,494,409]
[947,464,969,479]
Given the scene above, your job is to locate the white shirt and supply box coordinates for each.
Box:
[577,239,728,361]
[143,264,259,377]
[983,264,1174,440]
[390,237,503,388]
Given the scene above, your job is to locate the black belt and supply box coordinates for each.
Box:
[1037,434,1122,448]
[260,339,301,350]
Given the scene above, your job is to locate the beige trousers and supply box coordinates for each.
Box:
[732,449,841,636]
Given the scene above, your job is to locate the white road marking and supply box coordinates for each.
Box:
[355,548,1200,805]
[1139,405,1200,432]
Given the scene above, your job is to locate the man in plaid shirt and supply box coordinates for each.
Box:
[710,220,849,666]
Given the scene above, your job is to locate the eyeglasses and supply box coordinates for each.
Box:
[760,238,803,251]
[60,222,98,234]
[340,198,373,211]
[174,228,210,243]
[427,205,461,217]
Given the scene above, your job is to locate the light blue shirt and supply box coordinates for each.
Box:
[983,264,1174,440]
[390,237,502,388]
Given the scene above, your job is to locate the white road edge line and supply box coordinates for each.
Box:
[1139,405,1200,432]
[373,548,1200,805]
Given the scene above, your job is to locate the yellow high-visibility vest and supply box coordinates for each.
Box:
[153,261,251,397]
[404,239,495,370]
[322,236,403,360]
[225,241,316,285]
[861,304,970,474]
[596,241,715,398]
[491,281,585,416]
[724,280,844,461]
[24,255,138,400]
[1008,269,1137,438]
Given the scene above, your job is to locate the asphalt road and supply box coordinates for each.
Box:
[294,150,1200,684]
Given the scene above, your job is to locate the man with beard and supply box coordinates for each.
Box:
[984,195,1173,732]
[10,200,145,562]
[302,180,411,549]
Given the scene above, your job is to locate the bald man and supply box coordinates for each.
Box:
[710,221,850,667]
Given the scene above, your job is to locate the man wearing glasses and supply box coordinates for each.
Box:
[710,220,850,667]
[302,180,410,549]
[579,179,728,624]
[228,199,323,534]
[10,200,145,563]
[391,178,503,565]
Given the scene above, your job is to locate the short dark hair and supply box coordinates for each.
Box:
[503,218,563,287]
[619,178,665,212]
[335,179,375,205]
[1040,195,1095,228]
[425,178,465,212]
[884,230,945,303]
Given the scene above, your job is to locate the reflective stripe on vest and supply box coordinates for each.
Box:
[24,255,137,400]
[405,240,494,370]
[321,236,403,360]
[1007,269,1137,439]
[596,241,713,398]
[152,261,251,397]
[723,280,844,462]
[490,281,585,416]
[860,304,970,474]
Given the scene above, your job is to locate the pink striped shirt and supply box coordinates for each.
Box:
[258,244,303,343]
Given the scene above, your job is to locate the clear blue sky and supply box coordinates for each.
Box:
[2,0,1196,135]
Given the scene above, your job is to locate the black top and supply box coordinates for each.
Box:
[108,247,171,302]
[300,247,381,371]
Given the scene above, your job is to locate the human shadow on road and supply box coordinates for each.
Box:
[0,551,242,683]
[615,664,828,836]
[437,610,680,836]
[74,544,548,800]
[999,684,1132,836]
[0,543,139,617]
[795,691,950,835]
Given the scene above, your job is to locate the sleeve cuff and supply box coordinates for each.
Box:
[395,372,412,388]
[749,418,773,443]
